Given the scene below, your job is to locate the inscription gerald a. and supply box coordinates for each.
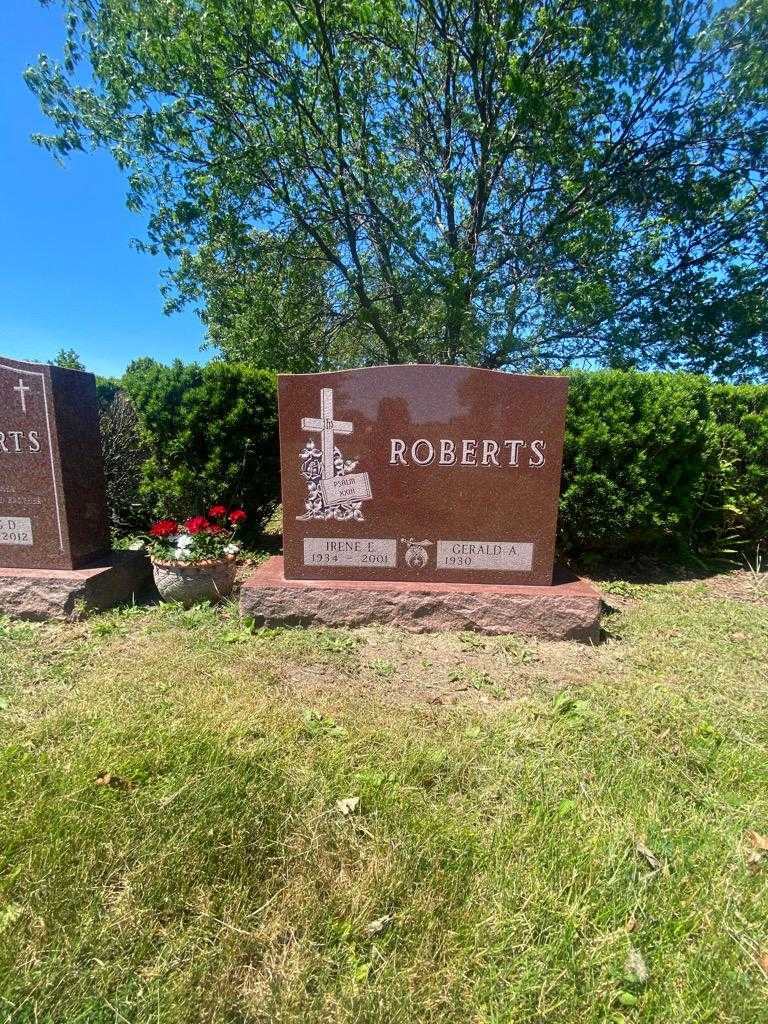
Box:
[436,540,534,572]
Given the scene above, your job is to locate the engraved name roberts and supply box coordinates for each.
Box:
[389,437,546,467]
[0,431,41,454]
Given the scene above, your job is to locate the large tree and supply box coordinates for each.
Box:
[28,0,768,376]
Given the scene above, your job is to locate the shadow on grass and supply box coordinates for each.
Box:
[568,552,734,586]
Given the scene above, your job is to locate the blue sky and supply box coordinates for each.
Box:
[0,0,208,378]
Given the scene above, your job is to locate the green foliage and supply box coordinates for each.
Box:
[121,358,278,526]
[110,359,764,552]
[705,383,768,554]
[559,371,768,554]
[99,390,150,532]
[189,233,366,373]
[560,371,714,552]
[26,0,768,377]
[95,375,121,412]
[53,347,85,371]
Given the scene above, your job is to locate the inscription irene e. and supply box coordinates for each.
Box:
[0,516,34,546]
[304,537,396,568]
[436,541,534,571]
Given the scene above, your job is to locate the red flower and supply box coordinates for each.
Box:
[229,509,247,524]
[208,504,227,518]
[185,515,210,534]
[206,523,224,534]
[149,519,178,538]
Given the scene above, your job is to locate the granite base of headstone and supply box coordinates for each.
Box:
[0,551,151,621]
[239,365,602,642]
[241,556,601,642]
[0,356,151,620]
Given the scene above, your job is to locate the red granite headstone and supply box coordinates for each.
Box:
[0,356,110,570]
[278,366,568,586]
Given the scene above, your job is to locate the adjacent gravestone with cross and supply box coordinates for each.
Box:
[0,355,111,569]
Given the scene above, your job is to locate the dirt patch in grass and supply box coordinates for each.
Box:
[237,625,612,713]
[232,565,767,711]
[702,567,768,608]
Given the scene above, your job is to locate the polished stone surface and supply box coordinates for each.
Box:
[241,557,601,641]
[0,551,151,620]
[0,356,110,569]
[279,366,568,586]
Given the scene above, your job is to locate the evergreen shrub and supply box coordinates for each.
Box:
[121,358,279,527]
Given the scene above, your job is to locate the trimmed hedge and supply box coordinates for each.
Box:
[706,382,768,556]
[560,370,767,555]
[108,361,765,556]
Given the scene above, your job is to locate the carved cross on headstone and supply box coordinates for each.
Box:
[300,387,353,480]
[14,378,30,414]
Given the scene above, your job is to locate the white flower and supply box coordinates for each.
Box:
[176,534,194,549]
[173,548,187,561]
[128,540,145,551]
[223,543,240,556]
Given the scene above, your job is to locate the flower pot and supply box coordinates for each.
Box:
[152,557,238,607]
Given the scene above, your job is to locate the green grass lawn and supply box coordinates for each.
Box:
[1,568,767,1023]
